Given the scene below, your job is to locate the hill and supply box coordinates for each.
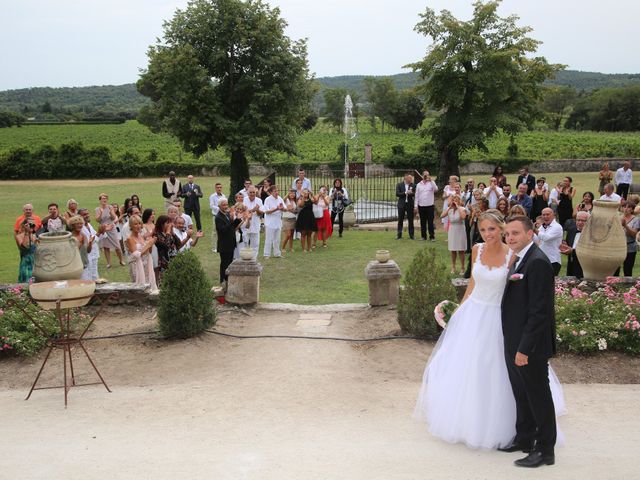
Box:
[1,70,640,117]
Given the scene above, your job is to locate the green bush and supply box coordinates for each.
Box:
[157,250,215,339]
[397,247,457,338]
[555,279,640,354]
[391,144,406,156]
[0,287,88,357]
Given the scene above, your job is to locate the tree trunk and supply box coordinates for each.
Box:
[437,146,461,185]
[230,148,249,197]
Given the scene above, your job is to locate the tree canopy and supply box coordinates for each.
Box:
[565,86,640,132]
[322,87,359,131]
[408,0,561,182]
[137,0,314,194]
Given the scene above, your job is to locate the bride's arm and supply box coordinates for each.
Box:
[460,244,479,304]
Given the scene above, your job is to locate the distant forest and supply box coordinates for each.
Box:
[1,70,640,119]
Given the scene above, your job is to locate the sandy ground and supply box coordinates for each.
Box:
[1,305,639,479]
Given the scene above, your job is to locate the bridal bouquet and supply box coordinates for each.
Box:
[434,300,459,328]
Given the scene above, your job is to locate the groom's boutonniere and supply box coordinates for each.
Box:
[509,273,524,282]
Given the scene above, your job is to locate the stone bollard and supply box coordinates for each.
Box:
[364,253,401,306]
[225,258,263,305]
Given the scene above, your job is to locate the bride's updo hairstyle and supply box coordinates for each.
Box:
[478,209,506,230]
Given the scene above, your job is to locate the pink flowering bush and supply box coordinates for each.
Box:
[0,289,87,357]
[555,280,640,354]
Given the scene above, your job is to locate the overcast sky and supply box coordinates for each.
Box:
[1,0,638,90]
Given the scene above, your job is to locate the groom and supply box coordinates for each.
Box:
[500,215,557,468]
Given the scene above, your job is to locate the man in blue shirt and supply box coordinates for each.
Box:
[512,183,533,215]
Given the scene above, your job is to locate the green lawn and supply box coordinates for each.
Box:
[1,172,599,302]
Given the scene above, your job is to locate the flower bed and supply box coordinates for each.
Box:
[0,286,88,357]
[556,278,640,354]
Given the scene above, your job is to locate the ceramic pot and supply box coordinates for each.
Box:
[343,205,356,228]
[240,247,254,261]
[29,280,96,310]
[576,200,626,280]
[33,231,84,282]
[376,249,390,263]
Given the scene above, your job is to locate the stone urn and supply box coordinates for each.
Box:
[33,231,83,282]
[376,249,390,263]
[343,205,356,228]
[239,247,254,261]
[576,200,626,280]
[29,280,95,310]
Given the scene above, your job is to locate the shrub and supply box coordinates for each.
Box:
[0,286,88,357]
[391,144,406,156]
[397,247,457,338]
[555,279,640,354]
[157,250,215,339]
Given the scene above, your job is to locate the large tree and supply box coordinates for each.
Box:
[137,0,314,194]
[322,87,359,132]
[363,77,398,132]
[389,91,425,131]
[541,85,577,131]
[408,1,561,183]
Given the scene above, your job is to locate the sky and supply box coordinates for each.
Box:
[0,0,638,91]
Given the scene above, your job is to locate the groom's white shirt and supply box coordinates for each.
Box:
[514,241,534,270]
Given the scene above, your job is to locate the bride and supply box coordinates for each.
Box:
[414,209,565,450]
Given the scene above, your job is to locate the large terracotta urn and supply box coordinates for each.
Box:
[576,200,626,280]
[33,231,83,282]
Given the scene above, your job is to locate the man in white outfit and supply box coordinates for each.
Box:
[243,186,264,260]
[534,208,563,275]
[600,183,622,203]
[614,161,633,199]
[209,183,226,252]
[79,208,102,281]
[483,177,503,209]
[263,186,285,258]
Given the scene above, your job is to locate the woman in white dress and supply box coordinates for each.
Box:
[415,209,565,450]
[441,194,467,275]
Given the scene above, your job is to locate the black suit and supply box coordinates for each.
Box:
[215,211,241,283]
[395,181,415,238]
[516,174,536,195]
[501,243,557,455]
[181,182,204,231]
[564,225,584,278]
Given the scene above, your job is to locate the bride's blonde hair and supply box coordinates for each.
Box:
[478,209,506,230]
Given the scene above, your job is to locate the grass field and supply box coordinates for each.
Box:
[0,171,601,302]
[1,120,639,166]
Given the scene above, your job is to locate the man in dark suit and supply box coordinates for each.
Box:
[516,167,536,195]
[560,211,587,278]
[215,199,242,286]
[501,215,557,468]
[181,174,204,232]
[395,173,416,239]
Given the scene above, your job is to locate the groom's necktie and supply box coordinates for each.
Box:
[509,255,521,276]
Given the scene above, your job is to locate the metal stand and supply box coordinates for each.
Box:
[7,293,117,407]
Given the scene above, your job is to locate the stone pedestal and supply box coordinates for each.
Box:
[365,260,401,306]
[225,259,263,305]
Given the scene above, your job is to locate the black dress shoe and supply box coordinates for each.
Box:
[514,451,555,468]
[498,442,533,453]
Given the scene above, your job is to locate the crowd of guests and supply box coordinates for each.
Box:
[212,169,350,286]
[13,162,639,287]
[12,189,206,292]
[396,163,639,277]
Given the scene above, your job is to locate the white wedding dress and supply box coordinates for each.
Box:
[414,244,566,450]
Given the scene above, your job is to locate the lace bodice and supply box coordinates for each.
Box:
[469,244,513,306]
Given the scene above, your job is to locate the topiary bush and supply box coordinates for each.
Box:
[157,250,215,339]
[397,247,457,338]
